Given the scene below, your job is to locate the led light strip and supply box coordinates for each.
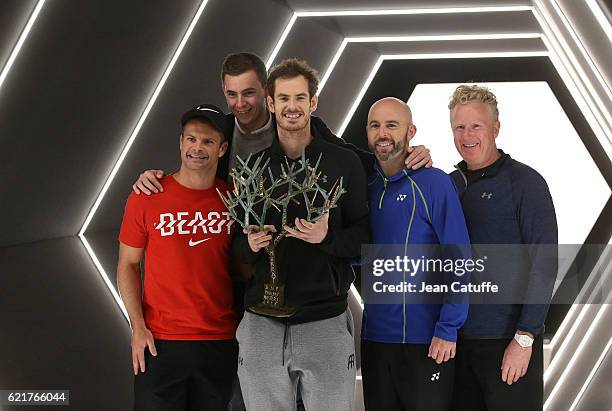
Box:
[79,0,210,320]
[548,244,611,353]
[544,303,590,382]
[549,0,612,99]
[337,51,550,137]
[317,39,348,95]
[585,0,612,43]
[544,304,609,410]
[318,33,543,95]
[266,13,297,69]
[532,3,612,146]
[538,33,612,157]
[337,56,383,138]
[0,0,47,92]
[547,304,580,352]
[297,6,533,17]
[568,336,612,411]
[266,5,534,69]
[81,234,128,319]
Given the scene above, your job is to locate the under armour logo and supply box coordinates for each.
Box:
[347,354,355,370]
[431,372,440,381]
[481,192,493,199]
[238,356,244,366]
[397,194,407,201]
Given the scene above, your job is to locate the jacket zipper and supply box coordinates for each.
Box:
[329,266,339,296]
[378,177,388,209]
[454,165,468,188]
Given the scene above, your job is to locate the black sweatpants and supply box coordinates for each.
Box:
[451,335,543,411]
[361,340,455,411]
[134,339,238,411]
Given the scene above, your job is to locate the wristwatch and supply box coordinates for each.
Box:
[514,333,534,348]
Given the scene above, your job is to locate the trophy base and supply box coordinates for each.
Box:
[248,282,296,317]
[249,302,297,318]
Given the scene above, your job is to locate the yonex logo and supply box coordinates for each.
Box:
[481,192,493,199]
[396,194,407,201]
[431,372,440,381]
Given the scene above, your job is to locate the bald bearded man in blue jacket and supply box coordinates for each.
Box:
[361,97,471,411]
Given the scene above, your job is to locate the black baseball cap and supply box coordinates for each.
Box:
[181,104,229,138]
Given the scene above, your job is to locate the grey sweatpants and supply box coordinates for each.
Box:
[236,309,356,411]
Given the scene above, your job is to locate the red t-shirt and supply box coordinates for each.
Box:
[119,175,237,340]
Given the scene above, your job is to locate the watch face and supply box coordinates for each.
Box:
[516,334,533,347]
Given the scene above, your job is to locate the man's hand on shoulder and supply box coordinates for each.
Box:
[131,324,157,375]
[133,170,165,195]
[405,145,432,170]
[428,336,456,364]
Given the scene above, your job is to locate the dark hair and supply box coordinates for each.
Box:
[267,58,319,98]
[221,52,267,86]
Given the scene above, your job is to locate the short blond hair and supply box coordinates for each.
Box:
[448,84,499,119]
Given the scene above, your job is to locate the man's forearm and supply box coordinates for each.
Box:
[117,262,146,329]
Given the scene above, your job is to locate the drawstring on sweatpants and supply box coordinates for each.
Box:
[282,322,289,366]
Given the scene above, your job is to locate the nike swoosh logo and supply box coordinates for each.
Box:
[188,238,211,247]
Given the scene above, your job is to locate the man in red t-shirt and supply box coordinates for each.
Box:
[117,104,237,411]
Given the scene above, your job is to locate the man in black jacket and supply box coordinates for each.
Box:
[236,58,369,411]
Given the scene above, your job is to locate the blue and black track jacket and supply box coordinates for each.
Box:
[363,164,471,344]
[450,151,558,338]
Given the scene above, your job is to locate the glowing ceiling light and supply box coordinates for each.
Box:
[79,0,210,320]
[539,33,612,156]
[317,39,347,95]
[383,51,550,60]
[337,56,383,137]
[266,13,298,69]
[266,5,533,69]
[585,0,612,43]
[347,33,542,43]
[296,6,532,17]
[548,0,612,95]
[318,33,543,95]
[0,0,47,92]
[532,3,612,143]
[337,51,549,137]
